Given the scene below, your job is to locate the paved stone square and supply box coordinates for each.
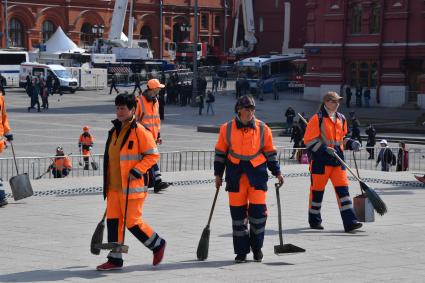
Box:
[0,166,424,282]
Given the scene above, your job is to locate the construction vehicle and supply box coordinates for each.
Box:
[229,0,257,56]
[90,0,153,61]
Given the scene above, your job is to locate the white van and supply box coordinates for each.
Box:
[19,63,79,93]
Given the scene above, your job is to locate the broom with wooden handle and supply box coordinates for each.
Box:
[196,187,220,261]
[298,113,387,216]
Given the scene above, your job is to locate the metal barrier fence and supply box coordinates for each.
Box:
[0,147,424,180]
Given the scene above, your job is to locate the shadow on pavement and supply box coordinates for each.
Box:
[0,260,239,282]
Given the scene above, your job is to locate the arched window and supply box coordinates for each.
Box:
[370,4,381,34]
[42,21,55,42]
[140,25,152,47]
[351,4,362,34]
[9,18,24,47]
[80,22,93,47]
[173,22,190,43]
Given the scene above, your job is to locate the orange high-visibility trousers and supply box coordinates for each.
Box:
[228,174,267,255]
[309,165,358,230]
[106,191,164,253]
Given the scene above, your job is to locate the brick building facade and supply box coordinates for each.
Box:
[304,0,425,107]
[0,0,228,59]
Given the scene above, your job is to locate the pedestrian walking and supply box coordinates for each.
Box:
[365,124,376,159]
[53,76,63,96]
[396,142,409,172]
[0,90,13,207]
[364,88,371,108]
[289,121,303,159]
[345,86,352,108]
[273,80,279,100]
[109,73,119,95]
[78,126,95,170]
[197,93,204,115]
[214,95,284,263]
[351,118,362,145]
[376,139,395,172]
[212,73,219,93]
[132,74,142,95]
[96,93,166,271]
[28,78,41,112]
[206,90,215,115]
[235,78,242,99]
[49,147,72,178]
[46,72,53,96]
[355,86,362,107]
[285,107,296,134]
[303,91,362,232]
[41,79,49,109]
[135,79,172,193]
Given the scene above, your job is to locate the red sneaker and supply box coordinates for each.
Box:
[96,261,123,271]
[153,241,166,266]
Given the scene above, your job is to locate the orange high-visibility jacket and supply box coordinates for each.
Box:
[103,118,160,200]
[214,118,280,191]
[136,93,161,140]
[215,118,278,168]
[53,156,72,170]
[79,133,94,147]
[304,111,348,153]
[0,95,11,153]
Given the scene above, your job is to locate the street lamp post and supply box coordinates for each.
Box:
[160,0,163,59]
[91,24,104,51]
[5,0,9,48]
[191,0,199,107]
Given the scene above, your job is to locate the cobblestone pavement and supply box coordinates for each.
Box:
[0,166,424,282]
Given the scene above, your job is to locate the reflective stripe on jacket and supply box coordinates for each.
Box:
[214,118,280,192]
[103,118,160,200]
[136,93,161,140]
[303,108,348,173]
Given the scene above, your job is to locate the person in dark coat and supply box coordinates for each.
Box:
[109,73,119,95]
[396,142,409,171]
[285,107,296,134]
[0,73,6,95]
[351,118,362,145]
[132,74,142,95]
[365,124,376,159]
[363,88,371,108]
[355,86,362,107]
[290,121,303,159]
[345,86,352,108]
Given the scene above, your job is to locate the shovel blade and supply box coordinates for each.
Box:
[274,244,305,255]
[94,242,129,254]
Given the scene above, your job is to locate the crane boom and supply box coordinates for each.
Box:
[108,0,129,41]
[230,0,257,55]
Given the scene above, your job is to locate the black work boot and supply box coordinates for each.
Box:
[310,223,324,230]
[253,249,263,262]
[345,222,363,233]
[0,198,8,207]
[234,254,247,263]
[154,181,171,193]
[84,164,90,170]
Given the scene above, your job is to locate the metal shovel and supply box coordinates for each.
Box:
[94,177,131,254]
[8,141,33,201]
[274,183,305,255]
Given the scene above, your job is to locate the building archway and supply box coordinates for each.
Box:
[80,22,94,48]
[9,18,24,47]
[42,20,56,42]
[173,22,190,43]
[140,25,153,47]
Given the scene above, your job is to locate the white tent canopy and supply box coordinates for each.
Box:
[43,26,85,54]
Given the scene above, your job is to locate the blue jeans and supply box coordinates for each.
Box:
[206,102,214,115]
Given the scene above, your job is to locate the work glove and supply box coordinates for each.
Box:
[326,147,336,157]
[129,168,142,180]
[276,174,284,187]
[215,175,223,189]
[89,146,93,151]
[4,133,13,142]
[352,140,361,152]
